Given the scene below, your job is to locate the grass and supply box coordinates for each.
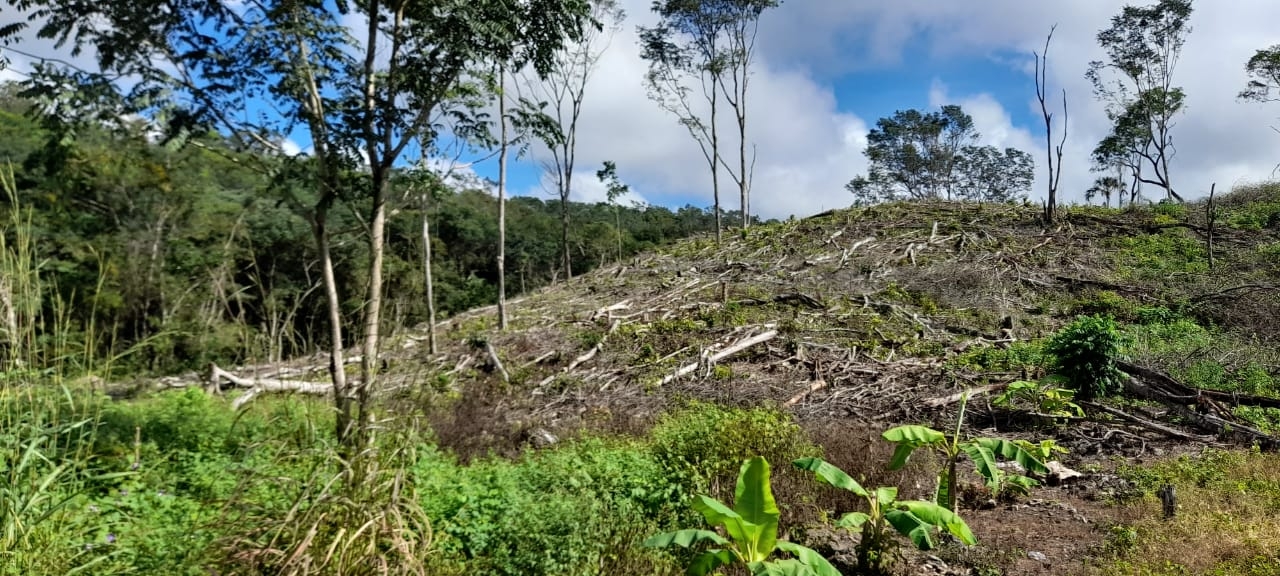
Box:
[1101,448,1280,575]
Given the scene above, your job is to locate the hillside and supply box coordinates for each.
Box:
[12,186,1280,576]
[133,186,1280,575]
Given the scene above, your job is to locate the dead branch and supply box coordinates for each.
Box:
[783,379,828,407]
[659,329,779,386]
[923,382,1009,408]
[1079,401,1215,443]
[485,342,509,384]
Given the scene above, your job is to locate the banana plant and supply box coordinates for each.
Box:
[881,392,1049,510]
[793,457,975,575]
[643,456,840,576]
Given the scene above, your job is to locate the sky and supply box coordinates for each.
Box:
[3,0,1280,220]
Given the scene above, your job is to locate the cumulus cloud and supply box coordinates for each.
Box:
[542,0,1280,217]
[7,1,1280,217]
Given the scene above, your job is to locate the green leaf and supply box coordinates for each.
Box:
[974,438,1050,475]
[749,559,811,576]
[882,425,945,469]
[836,512,870,529]
[776,541,843,576]
[692,495,750,545]
[643,529,730,549]
[874,486,898,507]
[960,441,1001,489]
[897,500,978,545]
[792,457,869,497]
[687,549,734,576]
[734,456,780,561]
[884,509,936,550]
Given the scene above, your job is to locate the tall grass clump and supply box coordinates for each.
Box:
[0,162,118,574]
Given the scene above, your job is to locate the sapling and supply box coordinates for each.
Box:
[882,392,1049,510]
[644,456,840,576]
[793,457,976,575]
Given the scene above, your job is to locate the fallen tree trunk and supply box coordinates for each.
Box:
[1119,361,1280,410]
[659,329,778,386]
[1118,374,1280,449]
[202,363,332,410]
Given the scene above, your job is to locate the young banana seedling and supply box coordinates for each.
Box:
[644,456,840,576]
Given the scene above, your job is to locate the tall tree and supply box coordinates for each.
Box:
[522,0,624,281]
[596,159,629,263]
[845,105,979,203]
[1034,24,1068,223]
[1086,0,1193,202]
[1,0,590,448]
[639,0,731,243]
[713,0,779,229]
[1240,45,1280,172]
[952,146,1035,204]
[1241,45,1280,103]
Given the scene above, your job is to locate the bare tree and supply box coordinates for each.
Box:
[523,0,624,281]
[714,0,779,229]
[1035,24,1067,223]
[639,0,731,243]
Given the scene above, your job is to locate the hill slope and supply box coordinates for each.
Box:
[148,188,1280,575]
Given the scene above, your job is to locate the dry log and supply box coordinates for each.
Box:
[1120,361,1280,411]
[485,342,509,384]
[922,382,1008,408]
[659,329,779,386]
[783,379,828,407]
[1079,400,1214,443]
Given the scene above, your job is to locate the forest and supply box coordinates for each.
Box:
[0,82,750,374]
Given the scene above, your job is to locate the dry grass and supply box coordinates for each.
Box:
[1098,450,1280,575]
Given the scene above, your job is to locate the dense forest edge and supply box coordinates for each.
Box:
[0,83,753,376]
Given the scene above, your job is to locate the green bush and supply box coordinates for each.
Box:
[650,402,818,497]
[415,439,683,576]
[949,341,1046,373]
[1044,315,1128,400]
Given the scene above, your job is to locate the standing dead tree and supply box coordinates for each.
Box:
[1035,24,1067,223]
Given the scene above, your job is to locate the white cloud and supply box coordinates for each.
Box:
[547,0,1280,216]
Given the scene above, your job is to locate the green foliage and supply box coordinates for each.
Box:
[416,438,682,576]
[1044,314,1128,400]
[1070,290,1136,321]
[645,457,840,576]
[793,457,975,575]
[650,402,818,499]
[949,341,1046,373]
[882,394,1049,509]
[1114,231,1208,280]
[993,378,1085,419]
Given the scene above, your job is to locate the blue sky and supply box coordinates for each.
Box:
[5,0,1280,219]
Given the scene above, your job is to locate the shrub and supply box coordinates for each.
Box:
[1044,315,1128,400]
[415,438,683,576]
[650,402,818,499]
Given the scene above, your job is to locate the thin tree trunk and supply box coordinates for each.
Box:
[711,91,722,243]
[313,208,350,443]
[358,174,388,441]
[615,207,622,264]
[739,80,749,229]
[420,189,437,354]
[497,67,509,330]
[561,202,572,281]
